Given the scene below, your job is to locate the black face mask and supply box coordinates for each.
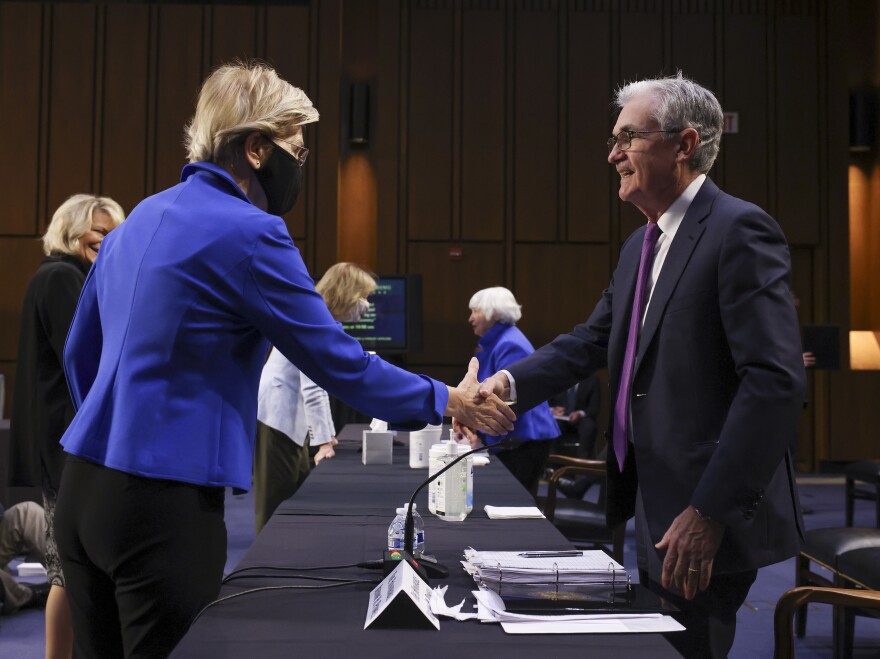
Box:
[254,145,303,216]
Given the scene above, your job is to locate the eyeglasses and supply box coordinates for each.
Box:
[607,129,682,153]
[273,137,309,166]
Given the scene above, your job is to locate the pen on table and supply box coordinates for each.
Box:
[517,550,583,558]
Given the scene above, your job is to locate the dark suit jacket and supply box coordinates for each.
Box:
[507,178,805,574]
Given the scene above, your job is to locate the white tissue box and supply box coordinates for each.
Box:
[362,431,393,465]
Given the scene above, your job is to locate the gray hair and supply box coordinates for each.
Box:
[469,286,522,325]
[615,72,723,174]
[42,194,125,257]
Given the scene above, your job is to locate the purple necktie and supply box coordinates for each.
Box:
[612,221,662,472]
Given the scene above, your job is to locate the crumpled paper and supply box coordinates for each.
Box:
[429,585,480,621]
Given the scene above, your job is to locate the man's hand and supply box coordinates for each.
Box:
[476,370,511,403]
[446,358,515,435]
[803,352,816,368]
[313,438,337,465]
[568,410,585,423]
[655,505,724,600]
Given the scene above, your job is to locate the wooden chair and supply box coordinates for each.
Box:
[535,454,625,563]
[793,527,880,636]
[774,587,880,659]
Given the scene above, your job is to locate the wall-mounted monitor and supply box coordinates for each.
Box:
[342,274,422,354]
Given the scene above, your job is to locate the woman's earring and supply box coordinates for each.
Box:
[254,160,260,169]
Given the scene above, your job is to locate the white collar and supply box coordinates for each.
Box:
[656,174,706,239]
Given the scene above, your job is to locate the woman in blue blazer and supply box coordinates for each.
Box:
[466,287,559,493]
[53,61,514,659]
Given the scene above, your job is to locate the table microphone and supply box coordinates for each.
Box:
[388,436,523,582]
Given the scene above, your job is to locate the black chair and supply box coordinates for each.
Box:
[845,460,880,527]
[535,454,624,563]
[794,527,880,637]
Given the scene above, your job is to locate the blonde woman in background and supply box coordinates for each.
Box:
[9,194,124,659]
[254,262,376,532]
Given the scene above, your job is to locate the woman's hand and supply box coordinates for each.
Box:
[445,358,515,435]
[314,437,337,465]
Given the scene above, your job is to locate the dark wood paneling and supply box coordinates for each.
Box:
[460,4,505,241]
[376,0,403,273]
[46,3,97,217]
[722,4,769,211]
[407,2,454,241]
[0,3,42,235]
[209,5,258,67]
[0,239,45,362]
[513,243,610,348]
[774,4,820,245]
[828,371,880,460]
[616,0,664,239]
[266,4,312,240]
[567,2,611,243]
[669,1,716,97]
[154,5,204,192]
[406,242,504,366]
[101,4,150,214]
[513,0,558,242]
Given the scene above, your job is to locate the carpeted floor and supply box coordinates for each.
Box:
[1,475,878,658]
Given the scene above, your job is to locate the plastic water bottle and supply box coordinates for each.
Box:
[387,503,425,556]
[429,441,468,521]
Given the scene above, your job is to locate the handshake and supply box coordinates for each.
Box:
[445,357,516,439]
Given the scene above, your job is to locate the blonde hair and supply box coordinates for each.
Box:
[185,60,319,164]
[316,263,377,321]
[41,194,125,257]
[469,286,522,325]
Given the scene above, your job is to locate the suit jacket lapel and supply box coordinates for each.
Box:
[636,179,719,364]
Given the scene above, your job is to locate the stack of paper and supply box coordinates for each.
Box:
[483,506,545,519]
[463,549,627,586]
[16,562,47,578]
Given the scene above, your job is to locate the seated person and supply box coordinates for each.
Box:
[549,374,601,459]
[0,501,50,615]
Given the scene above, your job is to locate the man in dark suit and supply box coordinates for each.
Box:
[478,73,805,658]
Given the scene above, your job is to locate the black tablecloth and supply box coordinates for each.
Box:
[170,429,679,658]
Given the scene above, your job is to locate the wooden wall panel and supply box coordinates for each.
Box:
[209,5,258,66]
[513,243,610,348]
[513,0,559,241]
[616,0,664,239]
[721,3,769,212]
[46,3,97,216]
[460,3,505,241]
[407,2,454,241]
[669,1,716,96]
[266,4,313,241]
[101,4,150,213]
[0,240,45,362]
[0,3,43,235]
[153,5,204,193]
[774,2,820,245]
[406,242,504,366]
[567,2,611,243]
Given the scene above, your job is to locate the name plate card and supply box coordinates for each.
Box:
[364,560,440,630]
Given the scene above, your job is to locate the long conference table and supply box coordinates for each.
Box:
[171,425,679,658]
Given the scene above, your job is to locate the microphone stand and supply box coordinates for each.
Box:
[399,437,521,581]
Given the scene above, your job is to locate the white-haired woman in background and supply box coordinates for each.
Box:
[465,287,559,494]
[10,193,124,659]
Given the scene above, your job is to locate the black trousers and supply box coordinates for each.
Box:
[496,439,552,494]
[55,456,226,659]
[640,569,757,659]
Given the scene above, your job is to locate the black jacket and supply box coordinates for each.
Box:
[9,254,88,489]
